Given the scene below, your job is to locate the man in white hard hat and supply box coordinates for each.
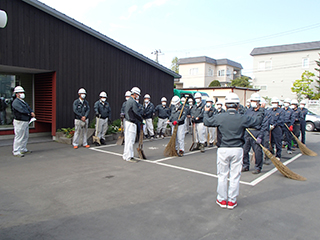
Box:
[204,98,216,147]
[94,91,111,145]
[299,99,308,144]
[120,91,132,117]
[204,92,261,209]
[186,98,193,134]
[123,87,143,162]
[142,94,155,139]
[72,88,90,149]
[282,98,294,154]
[191,92,206,152]
[168,96,187,157]
[242,93,268,174]
[11,86,35,157]
[180,97,189,134]
[291,99,303,149]
[154,97,171,139]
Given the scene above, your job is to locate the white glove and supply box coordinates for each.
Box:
[270,125,274,131]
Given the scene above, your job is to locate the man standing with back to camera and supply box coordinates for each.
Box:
[204,93,260,209]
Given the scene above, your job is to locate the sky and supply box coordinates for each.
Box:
[39,0,320,78]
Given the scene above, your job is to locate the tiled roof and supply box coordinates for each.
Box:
[178,56,243,69]
[250,40,320,56]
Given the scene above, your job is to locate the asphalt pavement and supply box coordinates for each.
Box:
[0,132,319,240]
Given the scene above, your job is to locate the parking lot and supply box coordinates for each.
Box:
[0,132,319,239]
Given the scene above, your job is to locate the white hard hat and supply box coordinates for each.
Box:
[78,88,86,94]
[144,94,151,99]
[250,93,261,101]
[279,101,283,106]
[284,98,291,103]
[125,91,131,97]
[260,98,266,104]
[14,86,25,93]
[291,99,299,105]
[271,97,280,103]
[188,98,193,102]
[161,97,167,102]
[194,92,202,99]
[206,98,213,102]
[246,99,251,103]
[225,93,240,104]
[171,96,180,105]
[216,101,223,105]
[131,87,141,96]
[99,91,107,98]
[300,99,307,104]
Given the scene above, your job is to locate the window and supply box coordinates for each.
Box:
[226,68,231,76]
[208,68,213,76]
[258,61,272,70]
[189,68,198,75]
[218,70,225,76]
[302,58,309,68]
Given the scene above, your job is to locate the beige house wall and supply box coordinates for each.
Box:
[252,50,319,100]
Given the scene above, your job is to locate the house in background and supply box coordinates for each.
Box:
[250,40,320,100]
[177,56,243,88]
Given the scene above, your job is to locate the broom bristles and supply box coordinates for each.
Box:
[261,145,306,181]
[164,125,178,157]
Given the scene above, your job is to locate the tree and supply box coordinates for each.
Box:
[230,76,252,88]
[315,53,320,95]
[208,80,221,87]
[291,70,315,101]
[171,57,179,74]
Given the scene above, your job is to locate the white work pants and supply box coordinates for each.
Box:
[123,121,137,161]
[175,124,185,152]
[73,119,89,147]
[207,127,216,144]
[97,117,108,140]
[216,147,243,203]
[143,118,154,136]
[13,120,29,155]
[157,118,168,135]
[195,122,206,144]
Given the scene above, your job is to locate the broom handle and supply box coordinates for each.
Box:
[284,123,296,138]
[246,128,263,148]
[178,98,187,120]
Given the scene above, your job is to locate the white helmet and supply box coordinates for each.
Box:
[300,99,307,105]
[291,99,299,105]
[78,88,86,94]
[284,98,291,103]
[125,91,131,97]
[144,94,151,99]
[279,101,283,106]
[260,98,266,104]
[171,96,180,105]
[216,101,223,105]
[131,87,141,96]
[194,92,202,99]
[161,97,167,102]
[206,98,213,103]
[250,93,261,101]
[271,97,280,103]
[188,98,193,102]
[99,91,107,98]
[14,86,25,93]
[225,93,240,104]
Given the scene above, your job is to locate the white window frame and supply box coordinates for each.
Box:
[189,68,198,75]
[302,58,309,68]
[208,68,213,76]
[218,69,225,76]
[258,61,272,70]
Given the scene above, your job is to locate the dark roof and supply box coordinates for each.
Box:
[178,56,243,69]
[250,40,320,56]
[23,0,181,79]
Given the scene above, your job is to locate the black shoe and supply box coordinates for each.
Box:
[209,143,214,148]
[252,169,261,174]
[200,144,205,153]
[177,150,184,157]
[242,167,249,172]
[204,142,208,147]
[94,142,101,146]
[100,139,106,145]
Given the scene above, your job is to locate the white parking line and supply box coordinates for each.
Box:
[90,147,123,157]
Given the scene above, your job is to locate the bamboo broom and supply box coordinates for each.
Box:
[284,123,317,156]
[246,129,306,181]
[164,99,187,157]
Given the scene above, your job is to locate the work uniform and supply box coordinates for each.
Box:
[123,97,142,161]
[204,108,260,204]
[243,107,267,171]
[143,101,155,138]
[300,107,308,144]
[72,98,90,147]
[191,101,206,145]
[282,107,294,151]
[169,104,187,152]
[12,98,33,155]
[268,107,284,158]
[154,104,171,137]
[205,105,217,145]
[292,107,302,146]
[215,107,225,147]
[94,100,111,141]
[183,103,190,134]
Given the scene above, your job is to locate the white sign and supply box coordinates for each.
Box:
[0,10,7,28]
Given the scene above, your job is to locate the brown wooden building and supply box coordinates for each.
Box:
[0,0,180,137]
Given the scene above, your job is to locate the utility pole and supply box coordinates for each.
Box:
[151,49,162,63]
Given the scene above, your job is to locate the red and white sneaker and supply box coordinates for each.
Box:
[216,199,227,208]
[227,201,237,209]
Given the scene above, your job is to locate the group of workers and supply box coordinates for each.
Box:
[11,85,309,210]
